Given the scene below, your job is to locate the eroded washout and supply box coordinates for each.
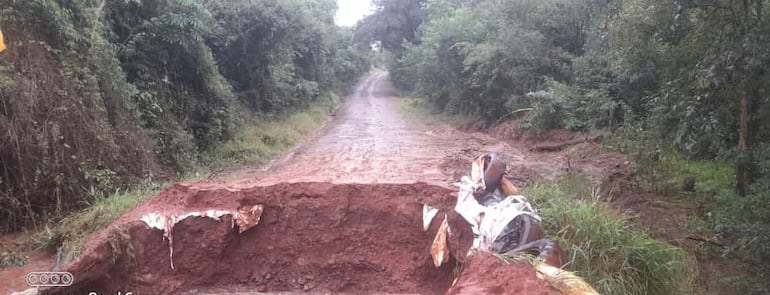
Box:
[40,181,562,294]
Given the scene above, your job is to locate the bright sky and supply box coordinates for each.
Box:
[335,0,374,27]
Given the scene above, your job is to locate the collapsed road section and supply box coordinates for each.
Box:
[42,182,472,294]
[26,154,603,295]
[33,180,577,295]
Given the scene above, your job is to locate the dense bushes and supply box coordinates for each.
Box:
[0,0,370,231]
[375,0,770,167]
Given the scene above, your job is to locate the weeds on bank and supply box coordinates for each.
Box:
[35,179,166,265]
[398,97,472,126]
[607,130,770,293]
[206,95,338,167]
[524,175,696,295]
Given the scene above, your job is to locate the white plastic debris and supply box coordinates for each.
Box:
[454,176,540,253]
[422,204,440,231]
[139,205,264,270]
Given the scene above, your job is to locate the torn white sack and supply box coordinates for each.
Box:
[454,176,540,253]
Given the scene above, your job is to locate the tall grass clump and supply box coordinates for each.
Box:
[525,175,696,295]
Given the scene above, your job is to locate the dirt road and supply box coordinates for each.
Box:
[264,71,454,184]
[7,71,620,295]
[224,71,556,188]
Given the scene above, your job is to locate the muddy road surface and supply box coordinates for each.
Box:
[8,72,590,295]
[223,71,526,186]
[221,71,581,190]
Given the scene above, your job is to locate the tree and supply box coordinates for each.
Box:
[355,0,426,55]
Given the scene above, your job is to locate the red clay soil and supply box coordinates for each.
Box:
[449,253,562,295]
[44,182,475,295]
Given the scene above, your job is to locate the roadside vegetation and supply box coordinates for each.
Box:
[0,0,371,234]
[206,93,342,168]
[11,92,342,270]
[34,178,165,265]
[357,0,770,292]
[399,96,473,126]
[526,175,696,295]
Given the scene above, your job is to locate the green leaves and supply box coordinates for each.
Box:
[149,0,213,52]
[355,0,425,55]
[0,0,369,230]
[390,0,583,120]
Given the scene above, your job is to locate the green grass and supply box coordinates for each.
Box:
[398,97,473,126]
[206,96,338,167]
[605,132,770,293]
[662,158,734,197]
[524,174,697,295]
[34,180,167,265]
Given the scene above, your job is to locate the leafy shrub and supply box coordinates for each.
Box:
[714,145,770,272]
[524,80,621,132]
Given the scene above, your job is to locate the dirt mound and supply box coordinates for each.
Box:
[449,253,562,295]
[46,182,478,294]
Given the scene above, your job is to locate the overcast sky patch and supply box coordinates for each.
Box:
[336,0,374,27]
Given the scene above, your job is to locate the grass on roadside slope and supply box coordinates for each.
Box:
[524,174,697,295]
[35,96,340,266]
[206,95,338,167]
[398,97,474,126]
[35,179,166,265]
[665,158,770,292]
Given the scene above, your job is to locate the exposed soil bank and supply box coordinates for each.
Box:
[46,182,474,295]
[449,253,561,295]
